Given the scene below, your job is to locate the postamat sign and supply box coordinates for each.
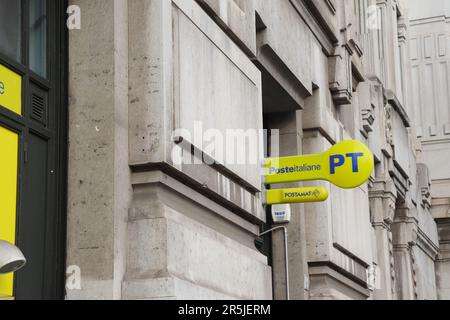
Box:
[265,187,329,205]
[264,140,374,205]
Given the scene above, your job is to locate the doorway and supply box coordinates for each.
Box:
[0,0,67,299]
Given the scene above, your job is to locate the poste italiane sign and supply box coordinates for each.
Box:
[264,140,374,190]
[265,186,329,205]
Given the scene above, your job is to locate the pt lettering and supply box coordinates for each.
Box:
[330,153,364,174]
[0,81,4,95]
[346,153,364,173]
[330,155,345,174]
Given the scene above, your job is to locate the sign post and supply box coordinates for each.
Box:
[264,140,374,189]
[261,140,374,301]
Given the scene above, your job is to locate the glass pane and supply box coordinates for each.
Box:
[29,0,47,77]
[0,0,21,61]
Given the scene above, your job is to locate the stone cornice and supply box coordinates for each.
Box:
[410,15,450,26]
[384,89,411,128]
[393,216,419,247]
[369,179,397,225]
[416,227,440,260]
[290,0,339,56]
[372,221,392,231]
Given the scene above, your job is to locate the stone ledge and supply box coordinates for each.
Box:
[308,264,371,300]
[130,168,264,227]
[385,89,411,128]
[123,277,254,300]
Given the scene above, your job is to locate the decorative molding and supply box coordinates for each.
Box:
[297,0,339,44]
[131,161,264,224]
[410,247,419,300]
[130,170,261,235]
[289,0,337,56]
[308,263,371,298]
[330,88,352,105]
[361,104,375,135]
[416,228,440,260]
[410,15,450,27]
[385,103,394,147]
[369,178,397,225]
[384,89,411,128]
[417,164,432,210]
[324,0,336,15]
[329,47,353,105]
[393,216,419,247]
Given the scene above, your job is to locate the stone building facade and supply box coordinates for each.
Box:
[408,0,450,300]
[65,0,444,300]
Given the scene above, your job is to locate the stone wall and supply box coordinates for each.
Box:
[66,0,443,300]
[408,0,450,300]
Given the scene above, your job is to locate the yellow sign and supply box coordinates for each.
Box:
[266,187,329,205]
[265,140,374,189]
[0,125,19,297]
[0,64,22,115]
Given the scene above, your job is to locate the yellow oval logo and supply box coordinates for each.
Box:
[264,140,374,189]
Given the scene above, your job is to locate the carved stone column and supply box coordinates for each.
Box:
[396,16,408,110]
[392,196,419,300]
[436,218,450,299]
[369,178,397,299]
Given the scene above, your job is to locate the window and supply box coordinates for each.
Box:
[29,0,47,77]
[0,0,21,61]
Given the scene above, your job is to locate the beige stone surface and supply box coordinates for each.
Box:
[65,0,448,300]
[407,0,450,299]
[66,0,130,300]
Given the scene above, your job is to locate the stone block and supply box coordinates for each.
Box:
[195,0,257,54]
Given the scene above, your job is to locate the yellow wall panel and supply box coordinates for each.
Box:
[0,64,22,115]
[0,125,19,297]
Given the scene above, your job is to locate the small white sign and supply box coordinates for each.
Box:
[271,204,291,224]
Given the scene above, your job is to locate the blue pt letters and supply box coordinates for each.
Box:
[330,153,364,174]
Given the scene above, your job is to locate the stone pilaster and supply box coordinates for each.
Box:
[392,197,419,300]
[266,111,309,300]
[369,178,397,299]
[66,0,130,300]
[436,218,450,299]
